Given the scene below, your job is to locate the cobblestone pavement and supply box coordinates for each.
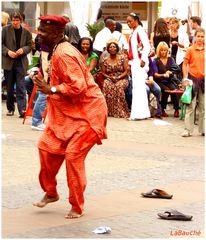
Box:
[1,102,205,239]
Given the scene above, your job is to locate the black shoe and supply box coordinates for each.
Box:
[6,111,14,116]
[19,111,26,118]
[154,114,163,119]
[2,94,7,100]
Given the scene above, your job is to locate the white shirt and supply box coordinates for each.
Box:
[93,27,112,52]
[175,28,190,65]
[112,31,129,50]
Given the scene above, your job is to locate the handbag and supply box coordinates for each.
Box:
[125,78,132,110]
[95,71,104,91]
[169,64,181,74]
[181,86,192,104]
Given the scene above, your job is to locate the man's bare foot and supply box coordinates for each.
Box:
[64,209,84,219]
[33,194,59,208]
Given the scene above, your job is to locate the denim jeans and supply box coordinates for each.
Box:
[24,76,34,101]
[146,82,162,116]
[32,92,47,126]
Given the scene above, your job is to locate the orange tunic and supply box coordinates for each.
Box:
[38,41,108,154]
[37,42,107,214]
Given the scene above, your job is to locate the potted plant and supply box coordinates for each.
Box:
[85,21,104,40]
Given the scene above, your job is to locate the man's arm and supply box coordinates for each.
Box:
[2,27,10,56]
[182,58,189,79]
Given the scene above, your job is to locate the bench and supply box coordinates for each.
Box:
[164,89,185,119]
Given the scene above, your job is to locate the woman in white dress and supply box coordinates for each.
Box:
[127,13,151,120]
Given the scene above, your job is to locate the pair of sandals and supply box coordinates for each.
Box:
[141,189,193,221]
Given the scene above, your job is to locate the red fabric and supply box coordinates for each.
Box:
[39,15,68,27]
[37,42,107,213]
[128,35,133,60]
[136,32,142,59]
[38,42,107,154]
[38,127,98,214]
[128,31,143,60]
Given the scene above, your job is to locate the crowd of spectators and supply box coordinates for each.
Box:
[1,10,205,136]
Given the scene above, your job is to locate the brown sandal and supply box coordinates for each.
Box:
[158,210,193,221]
[141,189,173,199]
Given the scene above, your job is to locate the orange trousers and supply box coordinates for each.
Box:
[38,127,98,214]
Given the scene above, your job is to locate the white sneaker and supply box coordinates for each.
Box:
[31,123,45,131]
[181,130,191,137]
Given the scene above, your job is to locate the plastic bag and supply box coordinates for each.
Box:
[181,86,192,104]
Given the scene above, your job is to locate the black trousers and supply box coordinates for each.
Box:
[157,81,180,111]
[4,60,26,113]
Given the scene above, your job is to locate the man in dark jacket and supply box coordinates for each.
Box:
[2,11,32,117]
[63,14,81,48]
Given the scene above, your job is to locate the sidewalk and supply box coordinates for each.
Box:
[1,101,205,238]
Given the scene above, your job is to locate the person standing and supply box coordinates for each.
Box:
[112,21,129,54]
[189,16,202,43]
[2,11,32,117]
[93,18,116,58]
[63,14,81,48]
[126,12,151,120]
[150,18,171,52]
[32,15,107,219]
[169,17,190,65]
[181,28,205,137]
[31,48,50,131]
[1,11,10,27]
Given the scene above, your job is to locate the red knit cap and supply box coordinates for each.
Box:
[39,15,68,27]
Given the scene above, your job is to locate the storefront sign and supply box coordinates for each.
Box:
[101,1,147,22]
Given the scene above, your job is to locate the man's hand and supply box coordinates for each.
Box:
[16,48,24,56]
[171,41,178,46]
[33,74,51,94]
[140,60,145,68]
[8,50,18,58]
[164,71,172,78]
[183,78,193,87]
[145,79,154,85]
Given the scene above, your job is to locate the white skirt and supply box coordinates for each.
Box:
[130,59,151,120]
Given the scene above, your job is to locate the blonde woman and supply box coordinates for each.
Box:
[1,11,10,26]
[153,41,180,117]
[169,17,190,65]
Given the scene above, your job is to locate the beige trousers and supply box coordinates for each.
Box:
[184,89,205,134]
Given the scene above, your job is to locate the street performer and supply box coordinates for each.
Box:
[32,15,107,219]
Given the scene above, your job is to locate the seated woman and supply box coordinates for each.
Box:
[101,40,129,118]
[145,58,162,118]
[153,41,180,117]
[77,37,98,76]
